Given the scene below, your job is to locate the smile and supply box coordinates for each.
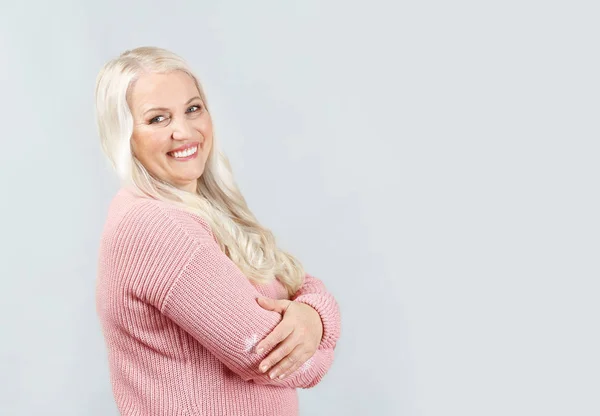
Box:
[167,145,198,160]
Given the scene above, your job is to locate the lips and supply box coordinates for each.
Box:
[168,145,199,161]
[168,141,200,153]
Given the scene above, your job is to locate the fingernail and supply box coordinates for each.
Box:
[256,347,264,354]
[260,365,267,372]
[278,373,286,379]
[269,370,278,379]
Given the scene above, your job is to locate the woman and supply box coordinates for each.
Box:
[94,46,341,416]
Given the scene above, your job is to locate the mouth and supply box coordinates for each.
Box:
[167,144,199,161]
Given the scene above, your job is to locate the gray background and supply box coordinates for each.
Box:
[1,0,598,415]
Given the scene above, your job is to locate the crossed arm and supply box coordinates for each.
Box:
[292,272,342,351]
[135,227,339,389]
[252,272,342,380]
[256,274,340,378]
[162,244,339,388]
[126,203,341,388]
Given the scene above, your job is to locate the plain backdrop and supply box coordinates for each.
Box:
[1,1,598,415]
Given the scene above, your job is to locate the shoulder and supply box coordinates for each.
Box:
[99,187,216,254]
[97,189,219,314]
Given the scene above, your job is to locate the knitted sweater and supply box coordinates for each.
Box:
[95,187,341,416]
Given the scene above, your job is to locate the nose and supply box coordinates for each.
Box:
[170,117,195,141]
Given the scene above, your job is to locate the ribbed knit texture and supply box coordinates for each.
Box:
[95,187,341,416]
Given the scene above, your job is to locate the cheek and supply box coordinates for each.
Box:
[197,114,213,136]
[133,130,168,159]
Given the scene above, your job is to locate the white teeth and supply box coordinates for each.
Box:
[170,146,198,158]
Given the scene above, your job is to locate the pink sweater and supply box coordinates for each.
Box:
[95,187,341,416]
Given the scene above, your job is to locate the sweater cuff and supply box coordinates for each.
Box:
[293,293,341,351]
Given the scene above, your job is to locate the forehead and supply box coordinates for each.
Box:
[129,71,199,110]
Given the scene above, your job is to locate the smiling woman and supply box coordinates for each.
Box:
[128,71,212,193]
[94,46,341,416]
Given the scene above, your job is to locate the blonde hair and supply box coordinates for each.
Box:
[95,46,304,297]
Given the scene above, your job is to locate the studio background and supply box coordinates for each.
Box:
[0,1,598,415]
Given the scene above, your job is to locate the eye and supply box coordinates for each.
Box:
[149,115,167,124]
[187,104,202,113]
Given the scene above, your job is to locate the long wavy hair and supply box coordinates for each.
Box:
[94,46,304,297]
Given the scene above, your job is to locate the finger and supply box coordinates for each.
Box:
[256,297,291,314]
[254,300,293,354]
[256,297,275,311]
[270,346,309,380]
[263,336,302,379]
[256,316,293,353]
[255,320,293,355]
[258,328,296,374]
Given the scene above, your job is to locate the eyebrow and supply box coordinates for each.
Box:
[143,96,202,115]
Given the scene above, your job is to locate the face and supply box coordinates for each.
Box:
[129,70,213,193]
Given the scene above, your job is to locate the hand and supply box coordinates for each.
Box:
[255,297,323,380]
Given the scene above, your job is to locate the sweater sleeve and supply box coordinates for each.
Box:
[161,242,335,388]
[291,273,342,351]
[124,202,335,389]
